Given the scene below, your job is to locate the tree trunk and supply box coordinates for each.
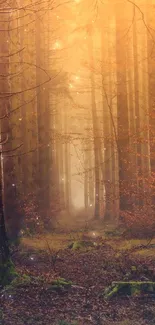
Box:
[0,4,10,262]
[87,27,100,219]
[35,11,51,228]
[0,175,10,266]
[101,18,113,221]
[147,2,155,207]
[133,14,143,206]
[115,3,130,215]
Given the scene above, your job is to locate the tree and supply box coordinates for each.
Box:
[0,3,16,284]
[132,11,144,206]
[87,26,100,219]
[147,2,155,208]
[100,9,114,221]
[115,2,130,215]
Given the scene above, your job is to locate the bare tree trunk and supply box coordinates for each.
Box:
[35,11,51,228]
[0,4,10,273]
[133,15,144,206]
[0,163,10,265]
[84,140,89,212]
[126,24,138,210]
[64,99,71,212]
[115,3,130,215]
[101,21,113,221]
[87,27,100,219]
[147,3,155,207]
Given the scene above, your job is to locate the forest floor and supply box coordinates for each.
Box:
[1,228,155,325]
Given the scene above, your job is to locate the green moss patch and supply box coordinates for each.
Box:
[0,259,18,287]
[47,278,73,292]
[68,240,95,250]
[104,281,155,300]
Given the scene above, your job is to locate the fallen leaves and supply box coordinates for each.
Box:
[1,237,155,325]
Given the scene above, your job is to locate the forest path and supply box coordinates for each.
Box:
[1,233,155,325]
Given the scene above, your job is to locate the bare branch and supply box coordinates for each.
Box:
[0,134,9,145]
[1,143,23,154]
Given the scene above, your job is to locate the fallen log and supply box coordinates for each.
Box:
[104,281,155,300]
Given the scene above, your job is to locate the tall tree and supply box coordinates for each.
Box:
[115,2,130,216]
[0,3,12,283]
[100,14,113,221]
[35,7,52,228]
[87,26,100,219]
[132,12,144,206]
[147,2,155,207]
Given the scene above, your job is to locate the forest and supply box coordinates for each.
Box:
[0,0,155,324]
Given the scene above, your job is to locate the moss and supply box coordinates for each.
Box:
[0,259,18,287]
[0,308,3,321]
[68,240,94,250]
[130,284,140,296]
[104,281,155,300]
[9,237,20,247]
[48,278,73,292]
[105,284,119,299]
[72,241,84,250]
[105,229,123,237]
[11,274,31,287]
[51,278,72,287]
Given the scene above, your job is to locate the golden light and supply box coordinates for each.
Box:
[53,41,61,50]
[71,180,84,208]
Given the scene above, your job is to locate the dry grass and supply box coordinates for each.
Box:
[21,234,69,251]
[21,231,155,257]
[21,232,83,251]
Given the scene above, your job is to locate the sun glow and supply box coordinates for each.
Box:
[53,41,62,50]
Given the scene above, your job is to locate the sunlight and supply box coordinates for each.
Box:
[53,40,62,50]
[71,180,84,208]
[72,193,84,208]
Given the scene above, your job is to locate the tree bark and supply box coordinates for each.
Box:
[115,3,130,214]
[87,27,100,219]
